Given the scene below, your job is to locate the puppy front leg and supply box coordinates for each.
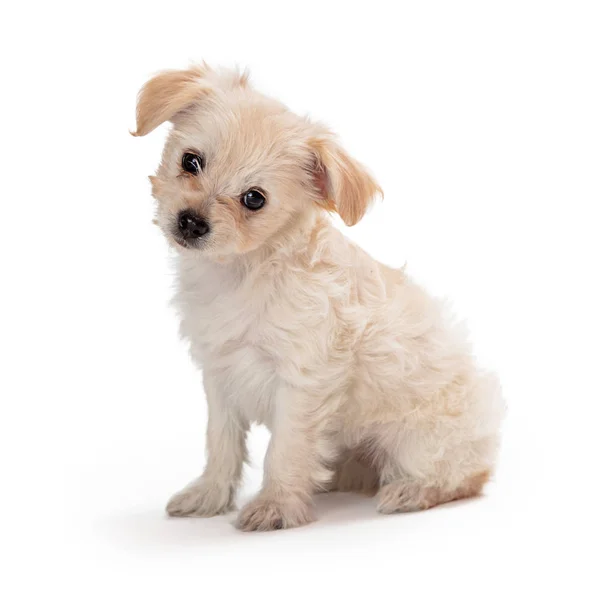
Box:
[237,386,331,532]
[167,373,247,517]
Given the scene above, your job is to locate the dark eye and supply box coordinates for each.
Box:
[181,153,204,175]
[241,189,266,211]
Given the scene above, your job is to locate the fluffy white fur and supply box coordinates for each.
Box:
[133,64,504,531]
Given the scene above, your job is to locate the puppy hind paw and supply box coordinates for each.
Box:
[376,481,433,514]
[166,479,234,517]
[377,471,491,514]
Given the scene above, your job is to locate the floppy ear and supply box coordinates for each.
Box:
[131,65,212,137]
[309,134,382,226]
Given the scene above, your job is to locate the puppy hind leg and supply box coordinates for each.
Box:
[375,371,502,514]
[374,419,497,514]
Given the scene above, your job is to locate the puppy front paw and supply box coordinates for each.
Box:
[166,479,234,517]
[236,494,315,532]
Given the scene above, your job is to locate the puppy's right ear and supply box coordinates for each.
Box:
[131,65,212,137]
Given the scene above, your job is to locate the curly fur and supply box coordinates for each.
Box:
[133,64,505,531]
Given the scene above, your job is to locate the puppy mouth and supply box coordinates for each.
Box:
[172,235,202,249]
[173,236,191,249]
[171,230,212,250]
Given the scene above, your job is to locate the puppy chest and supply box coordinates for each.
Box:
[210,343,279,425]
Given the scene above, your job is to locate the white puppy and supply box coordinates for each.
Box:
[133,64,504,531]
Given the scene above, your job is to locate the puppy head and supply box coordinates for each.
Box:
[133,64,381,259]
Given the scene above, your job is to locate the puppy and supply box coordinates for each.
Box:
[132,64,504,531]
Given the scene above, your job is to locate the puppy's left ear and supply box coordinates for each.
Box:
[131,64,212,137]
[309,134,382,226]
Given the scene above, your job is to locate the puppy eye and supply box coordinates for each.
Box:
[241,189,266,211]
[181,153,204,175]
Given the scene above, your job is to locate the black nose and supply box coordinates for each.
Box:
[177,211,210,239]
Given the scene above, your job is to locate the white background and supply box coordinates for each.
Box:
[1,1,599,598]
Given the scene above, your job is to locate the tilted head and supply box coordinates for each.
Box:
[133,64,381,259]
